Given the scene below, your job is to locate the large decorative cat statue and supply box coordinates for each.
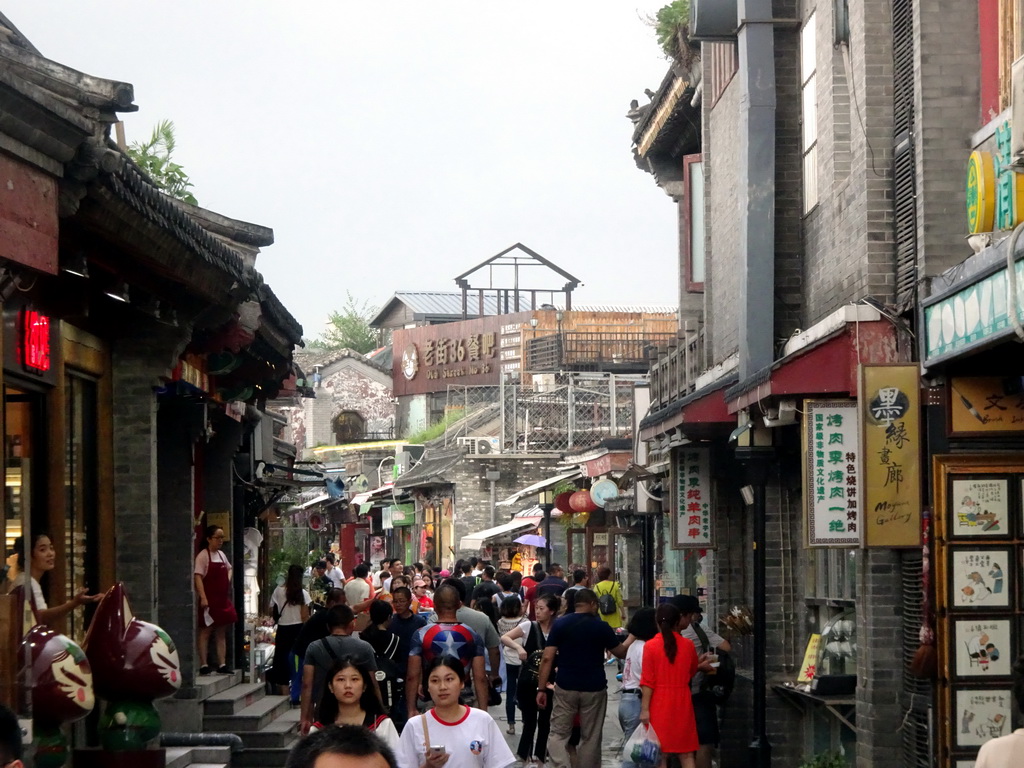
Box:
[82,583,181,751]
[20,624,95,768]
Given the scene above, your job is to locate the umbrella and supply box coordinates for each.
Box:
[513,534,547,548]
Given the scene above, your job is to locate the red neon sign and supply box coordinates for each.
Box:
[21,309,51,373]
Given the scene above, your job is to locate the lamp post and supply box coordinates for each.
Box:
[732,413,774,768]
[538,489,554,569]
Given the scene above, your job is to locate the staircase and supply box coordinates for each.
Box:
[165,744,233,768]
[196,673,299,768]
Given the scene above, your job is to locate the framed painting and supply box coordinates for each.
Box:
[948,547,1012,611]
[953,687,1015,748]
[952,617,1014,679]
[948,477,1011,538]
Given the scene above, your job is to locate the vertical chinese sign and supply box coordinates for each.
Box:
[861,365,921,547]
[804,400,861,546]
[673,447,712,548]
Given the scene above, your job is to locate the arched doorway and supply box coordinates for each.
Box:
[333,410,365,443]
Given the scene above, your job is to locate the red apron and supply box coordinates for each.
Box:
[200,551,238,626]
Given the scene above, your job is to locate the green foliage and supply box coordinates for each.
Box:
[267,524,316,587]
[314,291,383,354]
[798,752,848,768]
[653,0,692,59]
[127,119,198,205]
[403,410,464,444]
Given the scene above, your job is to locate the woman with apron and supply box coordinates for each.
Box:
[194,525,237,675]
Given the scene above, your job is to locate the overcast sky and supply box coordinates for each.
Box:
[8,2,680,336]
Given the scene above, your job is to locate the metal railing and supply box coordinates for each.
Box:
[525,332,675,372]
[648,322,705,409]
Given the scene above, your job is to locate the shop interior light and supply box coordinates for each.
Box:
[62,252,89,279]
[104,280,130,303]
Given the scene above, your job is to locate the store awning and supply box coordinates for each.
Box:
[496,469,582,507]
[350,483,400,512]
[394,446,464,489]
[460,518,540,550]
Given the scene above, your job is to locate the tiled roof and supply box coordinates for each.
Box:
[370,291,503,327]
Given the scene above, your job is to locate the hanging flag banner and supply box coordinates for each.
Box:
[673,447,712,548]
[804,400,861,546]
[860,365,921,547]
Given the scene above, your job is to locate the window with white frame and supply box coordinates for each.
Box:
[801,13,818,213]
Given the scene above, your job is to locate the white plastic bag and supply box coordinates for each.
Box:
[625,724,661,768]
[624,723,646,765]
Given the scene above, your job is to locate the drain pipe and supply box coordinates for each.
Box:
[161,732,244,753]
[737,0,777,380]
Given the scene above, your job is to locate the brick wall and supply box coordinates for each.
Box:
[914,0,979,279]
[303,360,395,448]
[449,455,565,560]
[111,327,189,621]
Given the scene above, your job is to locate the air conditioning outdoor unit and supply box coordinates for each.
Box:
[457,436,501,455]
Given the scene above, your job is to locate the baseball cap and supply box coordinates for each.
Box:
[439,569,450,577]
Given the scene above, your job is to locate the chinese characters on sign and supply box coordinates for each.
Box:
[420,331,498,380]
[804,400,860,546]
[20,308,51,374]
[861,365,921,547]
[949,377,1024,433]
[674,448,712,548]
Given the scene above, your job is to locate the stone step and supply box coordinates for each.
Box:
[233,746,295,768]
[203,694,290,732]
[236,709,300,749]
[196,670,244,702]
[163,745,234,768]
[204,682,268,716]
[164,746,193,768]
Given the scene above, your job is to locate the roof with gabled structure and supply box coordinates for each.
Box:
[454,243,581,317]
[368,290,503,329]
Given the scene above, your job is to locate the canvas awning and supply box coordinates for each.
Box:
[459,518,539,550]
[350,483,401,512]
[496,469,582,507]
[293,493,329,510]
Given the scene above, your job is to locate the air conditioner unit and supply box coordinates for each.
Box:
[457,436,501,455]
[1012,56,1024,164]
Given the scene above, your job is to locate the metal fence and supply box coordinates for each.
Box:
[443,372,643,454]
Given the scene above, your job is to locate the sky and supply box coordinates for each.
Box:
[7,2,680,336]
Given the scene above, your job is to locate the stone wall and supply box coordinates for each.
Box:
[303,356,395,449]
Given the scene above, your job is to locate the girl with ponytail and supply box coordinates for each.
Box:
[638,602,709,767]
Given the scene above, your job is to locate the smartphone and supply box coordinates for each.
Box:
[429,745,447,758]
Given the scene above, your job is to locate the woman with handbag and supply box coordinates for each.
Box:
[500,593,559,768]
[269,564,311,697]
[496,596,528,735]
[395,655,516,768]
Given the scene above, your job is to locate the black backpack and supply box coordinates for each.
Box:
[692,621,736,706]
[595,583,619,615]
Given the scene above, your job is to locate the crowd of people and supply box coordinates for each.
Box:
[253,553,734,768]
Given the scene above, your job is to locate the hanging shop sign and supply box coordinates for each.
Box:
[390,503,415,527]
[860,365,921,547]
[949,376,1024,435]
[672,447,712,549]
[966,150,996,234]
[803,400,861,546]
[3,304,58,385]
[923,259,1024,366]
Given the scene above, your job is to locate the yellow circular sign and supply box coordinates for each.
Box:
[966,150,996,234]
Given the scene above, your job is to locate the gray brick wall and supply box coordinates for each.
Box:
[111,326,189,621]
[450,455,565,561]
[914,0,979,278]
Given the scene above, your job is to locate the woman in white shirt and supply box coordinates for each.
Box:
[309,657,400,753]
[496,595,528,736]
[194,525,238,675]
[975,658,1024,767]
[618,607,657,768]
[397,656,516,768]
[11,533,101,626]
[269,564,311,695]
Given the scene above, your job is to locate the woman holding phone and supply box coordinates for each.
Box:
[396,656,515,768]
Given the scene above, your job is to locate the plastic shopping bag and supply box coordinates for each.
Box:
[624,723,646,765]
[639,724,661,768]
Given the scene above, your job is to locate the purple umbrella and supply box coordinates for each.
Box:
[514,534,547,548]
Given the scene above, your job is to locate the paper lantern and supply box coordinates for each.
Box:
[554,491,575,513]
[569,490,598,514]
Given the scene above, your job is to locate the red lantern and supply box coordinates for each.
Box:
[554,491,575,513]
[569,489,598,514]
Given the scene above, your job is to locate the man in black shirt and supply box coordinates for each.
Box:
[459,560,479,596]
[536,563,569,598]
[562,569,589,613]
[470,565,500,607]
[388,586,426,730]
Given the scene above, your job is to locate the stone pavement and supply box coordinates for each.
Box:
[487,664,625,768]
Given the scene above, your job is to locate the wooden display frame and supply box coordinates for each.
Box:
[934,454,1024,765]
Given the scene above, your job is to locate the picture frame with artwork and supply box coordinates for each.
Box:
[952,617,1014,680]
[953,687,1016,749]
[948,547,1012,611]
[948,477,1012,539]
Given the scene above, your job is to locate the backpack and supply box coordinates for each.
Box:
[595,582,618,616]
[692,621,736,705]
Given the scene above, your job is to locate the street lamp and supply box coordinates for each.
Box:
[538,489,554,569]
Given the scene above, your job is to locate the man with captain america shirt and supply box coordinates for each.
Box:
[405,583,489,719]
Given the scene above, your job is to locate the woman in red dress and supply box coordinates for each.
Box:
[639,602,705,767]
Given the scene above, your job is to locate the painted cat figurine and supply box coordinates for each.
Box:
[20,624,94,725]
[83,582,181,701]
